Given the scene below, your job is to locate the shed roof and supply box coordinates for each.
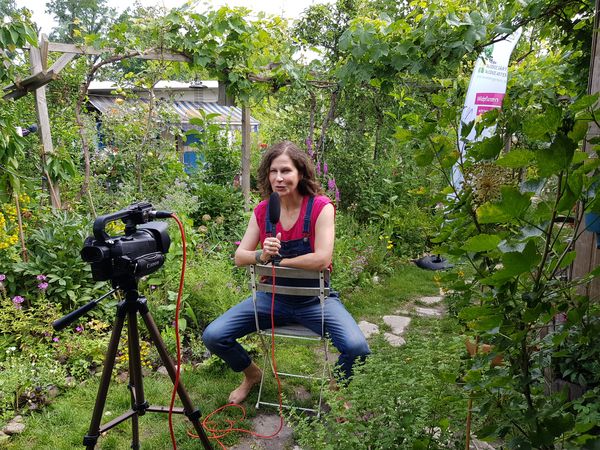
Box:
[87,95,259,127]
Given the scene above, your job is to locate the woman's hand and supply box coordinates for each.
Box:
[262,232,282,260]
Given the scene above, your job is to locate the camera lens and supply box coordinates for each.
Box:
[81,245,110,263]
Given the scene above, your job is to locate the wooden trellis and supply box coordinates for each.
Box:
[3,34,254,209]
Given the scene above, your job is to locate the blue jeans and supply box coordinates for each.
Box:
[202,292,370,379]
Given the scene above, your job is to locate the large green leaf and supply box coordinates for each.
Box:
[477,186,531,223]
[471,135,502,160]
[483,240,540,284]
[537,133,577,177]
[462,234,502,252]
[496,149,535,168]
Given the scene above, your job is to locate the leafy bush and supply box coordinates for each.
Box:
[332,212,394,293]
[187,181,248,239]
[293,318,466,449]
[9,209,107,311]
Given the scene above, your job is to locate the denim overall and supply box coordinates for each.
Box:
[264,197,324,305]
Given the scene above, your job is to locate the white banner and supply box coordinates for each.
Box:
[452,28,523,190]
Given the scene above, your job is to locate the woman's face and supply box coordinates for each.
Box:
[269,153,301,198]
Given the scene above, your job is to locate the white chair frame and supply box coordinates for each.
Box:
[249,264,331,416]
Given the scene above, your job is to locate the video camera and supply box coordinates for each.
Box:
[81,202,171,282]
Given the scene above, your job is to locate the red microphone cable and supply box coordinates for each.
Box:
[168,215,284,449]
[168,214,187,449]
[186,263,285,449]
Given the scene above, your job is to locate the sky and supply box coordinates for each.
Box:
[16,0,330,34]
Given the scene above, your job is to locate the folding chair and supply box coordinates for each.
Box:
[249,263,331,416]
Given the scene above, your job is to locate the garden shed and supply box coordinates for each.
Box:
[87,80,260,169]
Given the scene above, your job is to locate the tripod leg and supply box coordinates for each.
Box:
[127,308,147,450]
[138,301,213,450]
[83,310,126,449]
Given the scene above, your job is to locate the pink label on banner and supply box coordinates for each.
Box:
[475,92,505,106]
[476,105,498,116]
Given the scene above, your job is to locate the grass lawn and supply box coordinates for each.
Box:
[5,264,464,449]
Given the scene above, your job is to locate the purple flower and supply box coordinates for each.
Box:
[316,162,321,176]
[12,295,24,304]
[53,337,59,342]
[323,162,328,175]
[38,282,48,291]
[75,326,83,333]
[327,178,336,191]
[150,285,157,290]
[0,274,5,281]
[36,274,47,281]
[335,188,341,203]
[305,138,313,152]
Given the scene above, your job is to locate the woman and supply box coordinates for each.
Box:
[202,141,370,404]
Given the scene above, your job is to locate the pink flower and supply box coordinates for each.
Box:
[0,274,5,281]
[53,337,59,342]
[234,241,241,246]
[36,274,47,281]
[38,282,48,291]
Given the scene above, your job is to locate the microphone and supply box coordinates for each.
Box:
[268,192,280,265]
[18,124,38,137]
[268,192,280,228]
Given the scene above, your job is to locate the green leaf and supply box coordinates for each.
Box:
[477,186,531,224]
[471,135,502,160]
[570,93,599,113]
[461,234,501,252]
[536,133,577,177]
[414,148,434,166]
[483,240,540,284]
[496,149,535,168]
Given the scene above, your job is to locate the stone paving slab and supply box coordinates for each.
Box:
[229,414,295,450]
[418,296,443,305]
[414,307,444,317]
[384,333,406,347]
[358,320,380,338]
[383,315,411,334]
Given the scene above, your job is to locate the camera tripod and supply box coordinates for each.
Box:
[82,278,212,449]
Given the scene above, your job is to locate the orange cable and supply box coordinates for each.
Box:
[186,263,285,449]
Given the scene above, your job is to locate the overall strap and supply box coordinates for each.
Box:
[303,196,315,236]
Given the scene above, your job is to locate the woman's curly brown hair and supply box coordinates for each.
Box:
[257,141,324,199]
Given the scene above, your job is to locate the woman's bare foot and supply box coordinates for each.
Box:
[228,362,262,404]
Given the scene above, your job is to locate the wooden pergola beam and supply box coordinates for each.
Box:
[44,42,191,62]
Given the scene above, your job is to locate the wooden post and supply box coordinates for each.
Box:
[571,0,600,298]
[241,106,252,209]
[29,34,62,209]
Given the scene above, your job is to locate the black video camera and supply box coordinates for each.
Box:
[81,202,171,282]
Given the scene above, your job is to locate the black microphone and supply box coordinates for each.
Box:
[268,192,280,265]
[20,124,38,137]
[268,192,280,228]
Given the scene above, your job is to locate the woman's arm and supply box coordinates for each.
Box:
[279,203,335,271]
[234,213,270,266]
